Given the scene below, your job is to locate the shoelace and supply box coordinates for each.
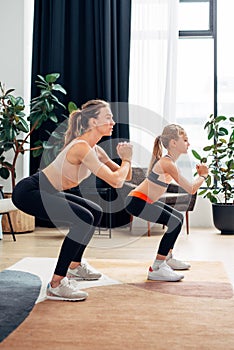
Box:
[160,262,173,272]
[80,263,92,273]
[63,279,80,291]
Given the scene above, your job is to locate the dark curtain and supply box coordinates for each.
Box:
[31,0,132,228]
[31,0,131,174]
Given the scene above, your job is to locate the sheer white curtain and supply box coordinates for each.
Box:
[129,0,178,123]
[128,0,179,167]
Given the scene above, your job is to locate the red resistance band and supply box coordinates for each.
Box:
[129,191,153,204]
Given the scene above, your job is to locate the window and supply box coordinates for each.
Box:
[179,0,214,35]
[176,0,216,161]
[217,1,234,117]
[179,2,210,31]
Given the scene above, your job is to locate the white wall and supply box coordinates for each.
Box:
[0,0,34,192]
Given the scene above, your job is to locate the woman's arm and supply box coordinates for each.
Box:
[96,145,132,181]
[69,142,132,188]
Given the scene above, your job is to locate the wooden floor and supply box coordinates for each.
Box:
[1,224,234,286]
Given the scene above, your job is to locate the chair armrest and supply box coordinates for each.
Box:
[0,198,18,213]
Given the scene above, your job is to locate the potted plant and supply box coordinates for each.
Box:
[192,114,234,234]
[0,73,67,232]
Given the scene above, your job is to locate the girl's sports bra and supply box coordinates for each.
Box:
[147,172,168,188]
[147,155,171,188]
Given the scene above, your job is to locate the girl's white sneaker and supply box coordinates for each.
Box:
[147,261,184,282]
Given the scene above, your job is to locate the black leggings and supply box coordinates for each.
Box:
[12,172,103,276]
[125,196,184,256]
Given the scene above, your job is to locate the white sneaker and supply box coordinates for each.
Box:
[147,261,184,282]
[166,252,191,270]
[46,277,88,301]
[67,262,102,280]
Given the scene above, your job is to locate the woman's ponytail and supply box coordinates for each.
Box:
[64,109,82,147]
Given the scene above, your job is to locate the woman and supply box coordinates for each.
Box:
[12,99,132,301]
[125,124,208,282]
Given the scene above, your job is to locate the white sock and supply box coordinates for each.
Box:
[166,251,172,260]
[152,259,165,270]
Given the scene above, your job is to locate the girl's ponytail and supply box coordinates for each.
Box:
[147,136,162,175]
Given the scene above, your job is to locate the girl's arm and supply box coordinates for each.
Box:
[162,159,208,194]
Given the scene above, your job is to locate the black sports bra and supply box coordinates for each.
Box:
[147,155,172,188]
[147,172,168,188]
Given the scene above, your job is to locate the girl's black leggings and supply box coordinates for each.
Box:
[12,172,103,276]
[125,196,184,256]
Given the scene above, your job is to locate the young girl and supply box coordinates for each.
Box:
[12,99,132,301]
[125,124,208,282]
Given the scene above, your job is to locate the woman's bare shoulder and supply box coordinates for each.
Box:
[67,139,94,163]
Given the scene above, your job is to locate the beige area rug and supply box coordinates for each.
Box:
[89,259,234,299]
[1,259,234,350]
[6,257,120,303]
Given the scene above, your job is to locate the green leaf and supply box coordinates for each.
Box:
[35,83,47,89]
[3,160,13,168]
[206,176,211,186]
[203,145,212,151]
[17,122,29,133]
[30,99,44,111]
[213,190,221,196]
[8,95,17,105]
[52,84,67,94]
[198,189,207,195]
[0,167,10,179]
[210,196,218,203]
[15,96,25,106]
[45,73,60,83]
[218,127,228,136]
[34,116,45,130]
[40,90,51,97]
[208,128,214,140]
[191,150,202,160]
[32,148,43,157]
[55,100,66,109]
[49,115,58,123]
[45,99,51,111]
[68,101,78,113]
[5,88,15,95]
[206,192,218,203]
[33,140,43,147]
[204,121,210,130]
[18,117,29,130]
[36,75,47,83]
[201,157,207,163]
[215,116,227,123]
